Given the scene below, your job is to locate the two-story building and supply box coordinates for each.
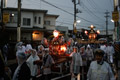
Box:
[1,7,59,43]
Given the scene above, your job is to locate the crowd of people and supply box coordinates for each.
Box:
[0,37,117,80]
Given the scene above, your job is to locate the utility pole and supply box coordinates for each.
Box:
[1,0,3,31]
[72,0,81,39]
[113,0,119,41]
[73,0,77,37]
[105,11,110,42]
[17,0,21,42]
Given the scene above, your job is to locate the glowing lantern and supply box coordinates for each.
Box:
[89,35,92,39]
[97,30,100,34]
[60,45,67,52]
[89,32,97,39]
[53,30,59,37]
[88,25,98,40]
[91,25,94,29]
[85,30,88,35]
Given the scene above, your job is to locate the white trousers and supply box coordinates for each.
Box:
[108,55,113,63]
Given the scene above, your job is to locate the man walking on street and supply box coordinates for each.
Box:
[87,49,115,80]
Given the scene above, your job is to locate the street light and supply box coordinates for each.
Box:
[11,13,14,17]
[111,19,114,22]
[97,30,100,34]
[76,20,81,23]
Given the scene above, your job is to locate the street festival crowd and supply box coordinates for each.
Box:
[0,36,118,80]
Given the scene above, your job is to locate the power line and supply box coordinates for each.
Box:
[87,0,97,10]
[108,0,113,9]
[40,0,104,27]
[80,1,105,22]
[89,0,104,11]
[56,20,106,29]
[24,0,104,28]
[56,21,90,28]
[26,0,106,14]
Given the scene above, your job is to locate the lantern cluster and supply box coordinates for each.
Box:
[84,25,100,40]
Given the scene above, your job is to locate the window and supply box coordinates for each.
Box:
[38,17,41,24]
[34,16,37,24]
[23,18,31,26]
[44,21,50,25]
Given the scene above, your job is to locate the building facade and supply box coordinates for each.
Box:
[1,8,59,43]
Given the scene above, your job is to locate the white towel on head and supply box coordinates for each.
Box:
[26,44,32,51]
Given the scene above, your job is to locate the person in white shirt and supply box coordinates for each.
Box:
[13,51,31,80]
[70,46,82,80]
[106,42,115,64]
[42,48,55,80]
[69,46,76,57]
[87,49,115,80]
[100,43,107,53]
[85,44,94,71]
[38,45,44,55]
[26,49,40,80]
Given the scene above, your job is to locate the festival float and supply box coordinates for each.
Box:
[35,30,73,76]
[79,25,106,44]
[49,30,72,75]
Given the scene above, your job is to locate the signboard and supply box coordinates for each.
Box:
[112,11,119,22]
[3,13,9,23]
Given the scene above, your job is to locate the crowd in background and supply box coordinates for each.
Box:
[0,37,117,80]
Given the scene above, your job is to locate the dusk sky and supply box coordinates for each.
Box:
[6,0,114,30]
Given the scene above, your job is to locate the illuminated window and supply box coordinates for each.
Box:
[32,31,43,40]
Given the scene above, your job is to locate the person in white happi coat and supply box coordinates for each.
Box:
[42,47,55,80]
[69,47,75,57]
[85,44,94,71]
[106,42,115,64]
[70,46,82,80]
[25,44,32,56]
[87,49,115,80]
[16,42,26,64]
[16,42,24,56]
[100,43,107,53]
[38,45,44,55]
[26,49,40,80]
[100,43,107,60]
[13,51,31,80]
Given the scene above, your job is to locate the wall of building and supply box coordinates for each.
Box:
[4,11,17,27]
[21,12,33,28]
[2,8,59,42]
[33,12,44,28]
[44,16,56,30]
